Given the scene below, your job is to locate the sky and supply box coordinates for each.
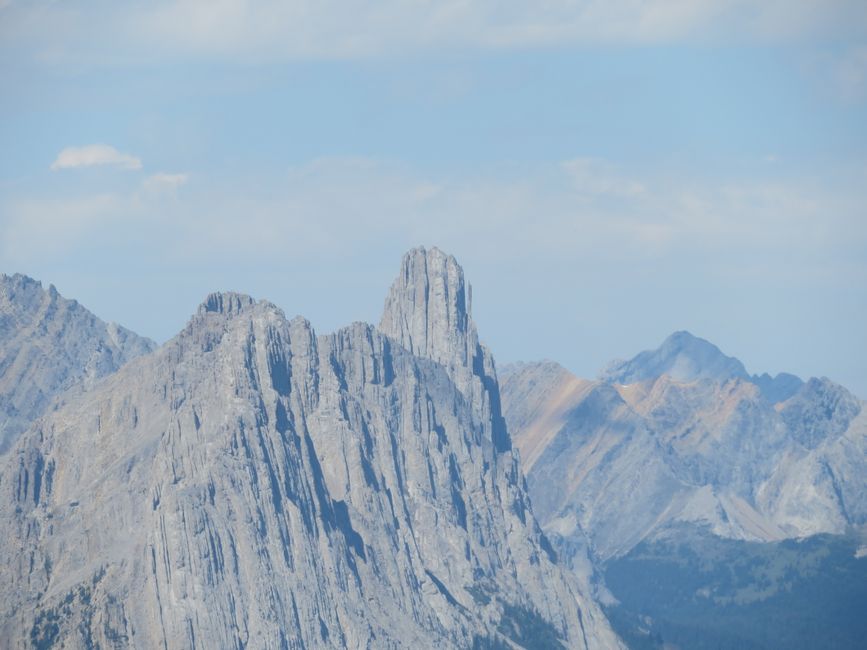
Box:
[1,1,866,396]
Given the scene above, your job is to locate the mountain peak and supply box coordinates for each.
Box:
[600,330,749,384]
[1,272,40,288]
[1,273,48,311]
[198,291,257,316]
[664,329,701,345]
[379,247,513,452]
[379,246,475,369]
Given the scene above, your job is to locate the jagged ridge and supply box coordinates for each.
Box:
[0,250,621,649]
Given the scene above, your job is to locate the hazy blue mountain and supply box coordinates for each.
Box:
[599,331,749,385]
[503,335,866,648]
[599,331,806,404]
[502,336,865,561]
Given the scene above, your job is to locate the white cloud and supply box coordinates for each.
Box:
[4,1,867,66]
[5,156,865,280]
[143,172,189,191]
[136,1,867,56]
[50,144,142,171]
[3,155,865,393]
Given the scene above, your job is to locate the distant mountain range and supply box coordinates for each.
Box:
[599,330,805,404]
[502,331,865,562]
[500,330,866,647]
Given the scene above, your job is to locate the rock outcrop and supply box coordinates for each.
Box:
[0,273,155,452]
[0,249,621,649]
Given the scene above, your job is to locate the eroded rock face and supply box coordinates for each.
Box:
[0,250,621,649]
[379,247,510,454]
[502,340,865,563]
[0,274,156,452]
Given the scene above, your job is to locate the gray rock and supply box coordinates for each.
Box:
[0,273,155,452]
[0,250,622,649]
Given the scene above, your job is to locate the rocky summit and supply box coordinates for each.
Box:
[0,249,621,649]
[599,331,750,385]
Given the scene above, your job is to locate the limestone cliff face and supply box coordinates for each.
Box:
[0,249,621,649]
[379,247,510,454]
[502,337,865,562]
[0,273,155,452]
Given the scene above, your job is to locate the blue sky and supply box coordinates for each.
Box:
[1,1,866,395]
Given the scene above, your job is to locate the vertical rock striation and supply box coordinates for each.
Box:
[379,247,510,453]
[0,250,622,649]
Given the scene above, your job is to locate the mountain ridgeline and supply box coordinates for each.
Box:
[0,250,621,649]
[502,331,866,560]
[0,273,156,453]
